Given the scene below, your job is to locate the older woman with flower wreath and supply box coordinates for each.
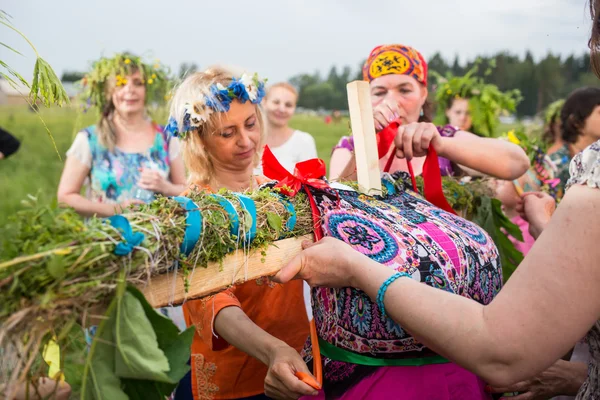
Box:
[57,53,186,218]
[328,44,529,182]
[167,66,317,400]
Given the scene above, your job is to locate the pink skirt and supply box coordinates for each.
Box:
[303,363,492,400]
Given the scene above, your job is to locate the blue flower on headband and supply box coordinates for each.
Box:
[165,117,180,138]
[207,84,232,112]
[229,78,250,103]
[254,81,266,104]
[182,113,192,132]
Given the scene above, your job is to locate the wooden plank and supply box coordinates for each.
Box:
[140,234,314,308]
[346,81,382,195]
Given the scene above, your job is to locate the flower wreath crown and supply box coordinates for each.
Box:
[166,73,267,138]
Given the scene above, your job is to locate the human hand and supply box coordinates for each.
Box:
[113,198,145,214]
[137,167,169,194]
[273,237,359,288]
[394,122,444,160]
[516,192,556,239]
[373,100,401,131]
[264,344,319,399]
[486,360,584,399]
[12,377,71,400]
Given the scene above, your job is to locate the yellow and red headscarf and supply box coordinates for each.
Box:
[362,44,428,85]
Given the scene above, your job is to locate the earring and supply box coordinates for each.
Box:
[419,108,424,117]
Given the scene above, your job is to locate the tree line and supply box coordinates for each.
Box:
[289,51,599,117]
[60,51,599,117]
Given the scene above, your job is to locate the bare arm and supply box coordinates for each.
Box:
[275,184,600,387]
[349,184,600,386]
[165,156,187,196]
[56,157,117,217]
[439,131,529,180]
[214,307,317,398]
[329,148,355,181]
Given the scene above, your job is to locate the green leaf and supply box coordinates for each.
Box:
[31,58,40,104]
[0,41,23,56]
[126,285,194,382]
[114,291,171,381]
[121,286,195,398]
[0,59,30,88]
[266,212,283,233]
[80,298,129,400]
[47,255,65,279]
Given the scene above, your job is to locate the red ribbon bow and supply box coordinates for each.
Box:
[262,146,329,197]
[262,145,329,240]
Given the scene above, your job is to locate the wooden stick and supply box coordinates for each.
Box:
[346,81,382,196]
[140,234,313,307]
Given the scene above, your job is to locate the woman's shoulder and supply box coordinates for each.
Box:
[292,130,316,142]
[567,140,600,190]
[332,135,354,153]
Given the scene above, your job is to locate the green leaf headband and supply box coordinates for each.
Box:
[79,53,171,114]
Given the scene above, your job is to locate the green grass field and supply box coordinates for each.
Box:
[0,106,350,225]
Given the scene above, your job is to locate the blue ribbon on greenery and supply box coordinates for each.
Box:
[173,196,203,256]
[210,194,240,237]
[107,215,145,256]
[232,194,257,243]
[270,193,297,232]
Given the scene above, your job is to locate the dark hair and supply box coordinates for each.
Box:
[419,99,433,123]
[542,110,561,145]
[560,87,600,143]
[590,0,600,77]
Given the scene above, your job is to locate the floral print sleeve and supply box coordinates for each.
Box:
[567,139,600,190]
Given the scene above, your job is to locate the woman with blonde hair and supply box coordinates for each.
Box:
[261,82,318,173]
[167,66,316,400]
[57,53,186,217]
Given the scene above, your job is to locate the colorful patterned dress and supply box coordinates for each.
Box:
[567,140,600,400]
[66,123,175,205]
[303,172,501,399]
[548,144,572,201]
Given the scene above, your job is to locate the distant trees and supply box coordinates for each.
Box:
[288,52,598,116]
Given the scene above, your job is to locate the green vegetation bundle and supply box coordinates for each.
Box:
[0,176,522,397]
[0,188,312,399]
[433,60,522,137]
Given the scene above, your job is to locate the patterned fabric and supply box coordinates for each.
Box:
[332,126,456,176]
[548,144,572,201]
[304,172,501,397]
[362,44,428,85]
[84,124,171,204]
[567,140,600,400]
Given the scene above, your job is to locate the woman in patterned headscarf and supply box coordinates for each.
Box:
[329,44,528,181]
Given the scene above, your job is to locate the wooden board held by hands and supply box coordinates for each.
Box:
[140,234,314,308]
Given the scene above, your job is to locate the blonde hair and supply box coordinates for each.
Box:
[96,67,144,151]
[169,65,266,186]
[266,82,298,100]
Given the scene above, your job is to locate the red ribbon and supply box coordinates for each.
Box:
[378,122,457,216]
[262,145,329,240]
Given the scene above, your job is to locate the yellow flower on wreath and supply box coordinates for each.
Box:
[148,78,154,84]
[124,58,131,64]
[506,130,521,145]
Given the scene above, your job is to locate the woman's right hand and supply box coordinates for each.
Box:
[373,100,400,132]
[516,192,556,239]
[264,343,319,399]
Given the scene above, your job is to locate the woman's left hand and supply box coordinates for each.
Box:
[394,122,444,160]
[137,167,169,194]
[487,360,585,399]
[273,237,360,288]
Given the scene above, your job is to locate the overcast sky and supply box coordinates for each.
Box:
[1,0,593,84]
